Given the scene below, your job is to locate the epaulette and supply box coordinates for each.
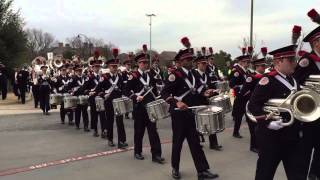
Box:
[131,71,140,78]
[267,70,278,77]
[299,50,320,62]
[254,73,263,79]
[173,70,183,78]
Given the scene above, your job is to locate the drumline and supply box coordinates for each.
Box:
[49,80,232,135]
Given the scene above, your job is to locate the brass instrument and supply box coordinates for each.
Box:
[246,87,320,126]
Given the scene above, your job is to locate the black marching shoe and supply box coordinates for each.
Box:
[172,168,181,179]
[61,120,65,124]
[76,126,80,130]
[152,156,165,164]
[134,153,144,160]
[108,140,115,147]
[68,121,74,126]
[198,170,219,180]
[93,131,99,137]
[233,134,243,138]
[101,132,107,139]
[45,112,50,115]
[118,142,128,149]
[84,127,90,132]
[210,145,223,151]
[250,147,259,153]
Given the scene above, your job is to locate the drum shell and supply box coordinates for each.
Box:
[64,96,78,109]
[112,97,133,115]
[50,94,63,105]
[78,95,89,105]
[95,96,105,112]
[195,106,225,135]
[209,95,232,113]
[146,99,170,122]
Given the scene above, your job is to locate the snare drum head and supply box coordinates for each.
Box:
[197,106,223,115]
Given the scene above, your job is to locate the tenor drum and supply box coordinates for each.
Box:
[95,96,105,112]
[112,97,133,115]
[49,93,63,105]
[78,95,89,105]
[195,106,225,135]
[209,94,232,113]
[146,99,170,122]
[64,96,78,109]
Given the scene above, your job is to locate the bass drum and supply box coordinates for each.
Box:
[195,105,225,135]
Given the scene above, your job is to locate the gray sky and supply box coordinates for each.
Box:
[13,0,320,57]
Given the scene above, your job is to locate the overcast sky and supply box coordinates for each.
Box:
[12,0,320,58]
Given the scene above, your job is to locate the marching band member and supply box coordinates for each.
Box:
[293,20,320,179]
[30,65,40,108]
[121,52,134,120]
[55,65,74,125]
[17,65,30,104]
[37,65,52,115]
[193,49,223,151]
[69,65,90,132]
[124,47,164,164]
[229,55,251,138]
[161,37,218,179]
[149,53,164,94]
[86,57,105,137]
[248,45,310,180]
[95,48,128,148]
[239,56,267,153]
[206,47,222,82]
[0,62,8,100]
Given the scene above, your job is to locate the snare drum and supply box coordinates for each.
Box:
[64,96,78,109]
[215,81,230,93]
[195,106,225,135]
[209,94,232,113]
[95,96,105,112]
[112,97,133,115]
[146,99,170,122]
[78,95,89,105]
[49,93,63,105]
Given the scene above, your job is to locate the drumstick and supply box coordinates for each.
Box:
[174,105,207,111]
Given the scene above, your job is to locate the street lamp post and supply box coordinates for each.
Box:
[77,34,93,59]
[146,14,156,65]
[249,0,254,47]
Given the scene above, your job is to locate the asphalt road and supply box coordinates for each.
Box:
[0,110,286,180]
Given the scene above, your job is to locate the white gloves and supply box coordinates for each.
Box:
[267,120,284,130]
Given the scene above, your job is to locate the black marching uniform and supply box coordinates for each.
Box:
[0,64,8,100]
[161,65,217,177]
[69,74,89,130]
[55,73,73,124]
[121,68,131,119]
[248,45,311,180]
[37,72,52,114]
[95,72,127,147]
[229,56,251,137]
[239,71,262,151]
[124,66,163,160]
[17,68,30,104]
[293,49,320,178]
[30,70,40,108]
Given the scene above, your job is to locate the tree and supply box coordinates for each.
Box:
[213,50,232,75]
[0,0,28,70]
[25,28,55,58]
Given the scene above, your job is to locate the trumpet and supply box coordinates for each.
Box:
[246,88,320,126]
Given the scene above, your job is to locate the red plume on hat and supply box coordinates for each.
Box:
[261,47,268,57]
[201,47,206,55]
[142,44,148,53]
[247,46,253,55]
[181,37,191,48]
[241,47,246,55]
[209,47,213,55]
[112,48,119,58]
[292,25,302,45]
[94,50,100,58]
[308,9,320,25]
